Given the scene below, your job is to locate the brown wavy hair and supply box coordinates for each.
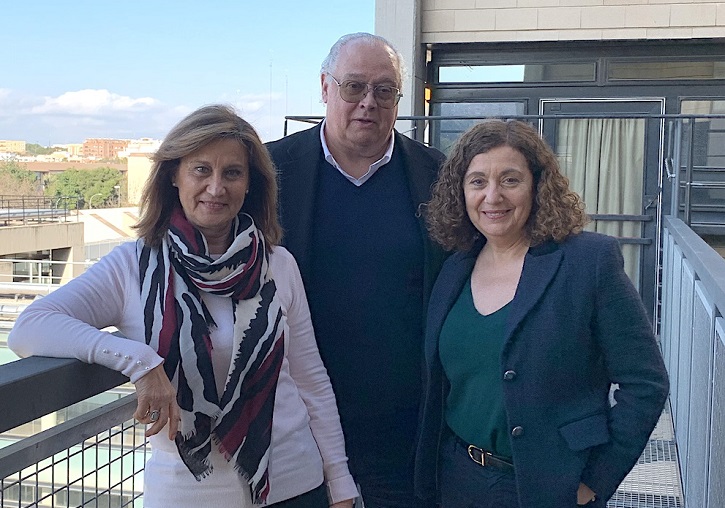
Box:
[426,119,588,251]
[133,104,282,251]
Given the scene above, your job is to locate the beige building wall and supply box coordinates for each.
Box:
[0,222,84,282]
[126,153,153,205]
[419,0,725,43]
[0,140,27,154]
[66,144,83,157]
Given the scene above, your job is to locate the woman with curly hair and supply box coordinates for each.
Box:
[414,120,668,508]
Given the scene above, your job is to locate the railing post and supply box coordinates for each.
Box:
[683,119,695,226]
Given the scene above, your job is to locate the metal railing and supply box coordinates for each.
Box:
[0,258,95,287]
[286,113,725,236]
[0,357,146,508]
[661,215,725,508]
[0,196,81,226]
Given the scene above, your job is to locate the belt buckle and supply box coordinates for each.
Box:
[467,444,488,467]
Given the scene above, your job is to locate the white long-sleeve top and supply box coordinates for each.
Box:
[8,242,357,507]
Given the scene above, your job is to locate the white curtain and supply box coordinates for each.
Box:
[556,118,645,287]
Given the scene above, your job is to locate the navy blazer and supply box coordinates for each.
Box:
[414,232,669,507]
[266,124,447,309]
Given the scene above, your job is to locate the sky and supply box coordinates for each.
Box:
[0,1,375,145]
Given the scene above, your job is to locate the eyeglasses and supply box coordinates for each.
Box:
[329,75,403,109]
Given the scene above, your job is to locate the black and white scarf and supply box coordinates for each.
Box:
[138,207,285,503]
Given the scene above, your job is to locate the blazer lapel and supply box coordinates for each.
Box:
[398,132,432,218]
[277,125,323,274]
[425,250,478,362]
[504,241,563,344]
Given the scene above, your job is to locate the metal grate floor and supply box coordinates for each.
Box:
[608,404,683,508]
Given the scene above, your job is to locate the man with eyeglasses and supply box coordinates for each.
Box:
[267,33,445,508]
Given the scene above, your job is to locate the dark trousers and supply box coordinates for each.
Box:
[267,483,327,508]
[439,431,519,508]
[347,409,434,508]
[355,467,436,508]
[439,430,606,508]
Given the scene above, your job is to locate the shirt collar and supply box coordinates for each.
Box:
[320,119,395,187]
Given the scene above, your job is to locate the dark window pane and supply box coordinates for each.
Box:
[432,102,526,153]
[609,61,725,81]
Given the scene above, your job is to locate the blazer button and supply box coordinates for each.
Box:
[503,370,517,381]
[511,426,524,437]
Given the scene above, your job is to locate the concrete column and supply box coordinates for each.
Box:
[376,0,426,142]
[51,247,76,284]
[0,261,12,284]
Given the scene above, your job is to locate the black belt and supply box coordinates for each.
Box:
[452,434,515,474]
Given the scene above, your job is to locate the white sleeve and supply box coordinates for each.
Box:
[276,249,358,504]
[7,243,164,383]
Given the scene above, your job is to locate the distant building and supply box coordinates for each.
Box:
[122,138,160,206]
[0,140,26,154]
[81,138,129,160]
[118,137,159,159]
[55,144,84,158]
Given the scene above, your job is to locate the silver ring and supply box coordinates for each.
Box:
[149,410,160,423]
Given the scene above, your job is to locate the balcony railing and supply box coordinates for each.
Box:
[0,196,80,226]
[661,215,725,508]
[0,357,146,507]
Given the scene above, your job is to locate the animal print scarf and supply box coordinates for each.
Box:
[139,207,284,503]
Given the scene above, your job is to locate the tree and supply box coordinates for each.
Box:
[46,166,123,209]
[0,159,41,195]
[24,143,54,156]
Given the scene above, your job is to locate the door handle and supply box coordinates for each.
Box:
[644,195,659,211]
[664,158,676,181]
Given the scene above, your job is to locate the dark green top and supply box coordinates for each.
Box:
[439,276,512,459]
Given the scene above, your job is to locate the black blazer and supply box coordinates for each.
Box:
[266,124,447,308]
[414,232,669,507]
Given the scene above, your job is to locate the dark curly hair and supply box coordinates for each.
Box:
[426,119,588,251]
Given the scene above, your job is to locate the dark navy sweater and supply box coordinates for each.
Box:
[305,150,424,462]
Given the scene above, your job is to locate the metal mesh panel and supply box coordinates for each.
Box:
[685,282,715,508]
[675,254,692,478]
[0,400,147,508]
[708,319,725,508]
[669,246,683,424]
[608,405,683,508]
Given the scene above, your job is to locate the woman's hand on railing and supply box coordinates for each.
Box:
[132,363,180,440]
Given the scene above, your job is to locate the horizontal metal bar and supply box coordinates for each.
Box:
[589,214,653,222]
[0,357,129,434]
[286,113,725,121]
[0,394,138,479]
[677,205,725,212]
[615,237,652,245]
[683,166,725,172]
[686,182,725,189]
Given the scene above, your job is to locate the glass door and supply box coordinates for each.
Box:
[541,99,664,318]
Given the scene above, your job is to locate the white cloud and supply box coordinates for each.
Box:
[0,88,299,144]
[31,89,158,115]
[0,88,189,144]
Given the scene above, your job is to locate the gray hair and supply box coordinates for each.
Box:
[320,32,407,86]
